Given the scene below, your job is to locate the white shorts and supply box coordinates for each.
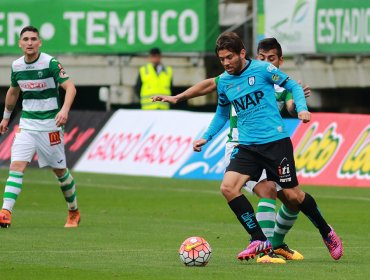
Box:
[11,129,67,169]
[224,142,282,195]
[224,142,239,166]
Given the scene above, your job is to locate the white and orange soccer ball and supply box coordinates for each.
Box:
[179,236,212,266]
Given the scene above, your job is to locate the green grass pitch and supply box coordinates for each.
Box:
[0,168,369,280]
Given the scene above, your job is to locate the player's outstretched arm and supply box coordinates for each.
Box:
[152,78,217,104]
[0,86,20,134]
[151,95,178,104]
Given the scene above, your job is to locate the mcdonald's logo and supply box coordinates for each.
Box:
[49,131,61,146]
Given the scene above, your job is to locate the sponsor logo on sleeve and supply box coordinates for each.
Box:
[267,64,277,72]
[272,74,280,82]
[58,63,69,78]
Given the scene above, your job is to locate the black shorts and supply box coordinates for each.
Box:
[226,137,298,188]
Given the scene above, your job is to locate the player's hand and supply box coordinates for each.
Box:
[298,80,311,98]
[55,109,69,127]
[152,95,178,104]
[0,119,9,134]
[298,110,311,123]
[193,138,207,152]
[302,84,311,98]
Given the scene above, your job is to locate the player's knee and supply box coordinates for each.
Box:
[261,187,277,199]
[282,187,305,205]
[9,161,28,173]
[53,168,67,178]
[254,181,276,199]
[291,188,306,203]
[220,183,230,196]
[220,182,238,199]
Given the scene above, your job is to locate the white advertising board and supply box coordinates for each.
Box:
[74,109,217,177]
[263,0,317,54]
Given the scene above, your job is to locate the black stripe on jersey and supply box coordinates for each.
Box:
[279,77,290,87]
[218,92,230,106]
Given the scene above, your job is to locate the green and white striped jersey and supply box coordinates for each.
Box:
[11,52,69,131]
[275,84,293,112]
[227,84,293,143]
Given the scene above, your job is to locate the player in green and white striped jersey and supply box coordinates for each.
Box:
[0,26,80,228]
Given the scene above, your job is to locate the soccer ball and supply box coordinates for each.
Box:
[179,236,212,266]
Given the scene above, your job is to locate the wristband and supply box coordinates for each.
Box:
[3,110,12,119]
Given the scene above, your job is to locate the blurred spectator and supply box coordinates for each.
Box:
[135,48,173,110]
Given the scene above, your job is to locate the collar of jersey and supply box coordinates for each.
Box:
[234,59,252,76]
[24,52,41,64]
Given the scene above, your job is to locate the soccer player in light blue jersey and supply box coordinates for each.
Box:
[154,32,343,262]
[153,38,309,263]
[199,32,342,261]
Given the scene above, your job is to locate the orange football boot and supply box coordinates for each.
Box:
[0,209,11,228]
[64,210,80,228]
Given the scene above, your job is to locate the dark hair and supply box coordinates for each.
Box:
[215,31,245,56]
[20,26,39,37]
[149,47,161,55]
[257,38,282,58]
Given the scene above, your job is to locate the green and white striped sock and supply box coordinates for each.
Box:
[57,169,78,211]
[256,198,276,241]
[2,171,24,212]
[272,204,299,248]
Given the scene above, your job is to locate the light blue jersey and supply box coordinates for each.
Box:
[203,59,307,145]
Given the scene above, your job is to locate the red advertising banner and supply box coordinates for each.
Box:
[0,111,112,168]
[292,113,370,187]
